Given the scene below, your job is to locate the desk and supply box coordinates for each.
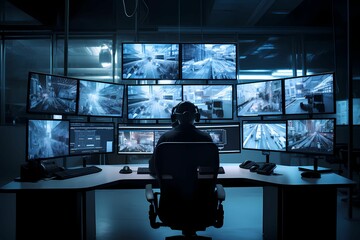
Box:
[0,164,355,240]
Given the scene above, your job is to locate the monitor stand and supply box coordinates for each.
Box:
[298,156,330,178]
[262,151,270,164]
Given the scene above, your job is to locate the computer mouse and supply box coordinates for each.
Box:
[119,165,132,174]
[249,165,259,172]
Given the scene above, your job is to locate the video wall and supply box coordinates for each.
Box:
[25,58,337,162]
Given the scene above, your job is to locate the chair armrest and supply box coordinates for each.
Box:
[145,184,155,202]
[216,184,225,201]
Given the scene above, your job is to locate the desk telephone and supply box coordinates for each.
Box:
[240,160,276,175]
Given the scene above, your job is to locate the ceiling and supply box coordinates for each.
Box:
[5,0,339,32]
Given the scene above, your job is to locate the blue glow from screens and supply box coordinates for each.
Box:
[287,119,335,155]
[27,119,69,161]
[182,85,233,119]
[78,80,124,117]
[127,85,182,120]
[28,72,78,115]
[236,80,282,116]
[182,43,237,80]
[284,73,335,115]
[122,43,179,80]
[242,121,287,152]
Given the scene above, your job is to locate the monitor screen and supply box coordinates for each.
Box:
[127,84,182,120]
[182,84,233,120]
[117,125,170,155]
[27,72,78,115]
[236,80,283,116]
[122,43,179,80]
[284,72,335,115]
[181,43,237,80]
[242,120,287,152]
[27,119,70,161]
[287,118,335,155]
[78,80,125,117]
[69,122,115,155]
[336,98,360,125]
[197,123,241,153]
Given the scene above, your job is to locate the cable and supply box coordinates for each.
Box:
[123,0,139,18]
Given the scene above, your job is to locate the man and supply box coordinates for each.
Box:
[149,101,213,175]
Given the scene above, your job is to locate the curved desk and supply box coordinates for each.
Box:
[1,164,355,240]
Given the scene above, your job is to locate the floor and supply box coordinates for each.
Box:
[0,187,359,240]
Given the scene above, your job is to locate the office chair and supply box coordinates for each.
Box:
[145,142,225,240]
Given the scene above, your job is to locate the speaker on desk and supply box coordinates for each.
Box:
[20,161,45,182]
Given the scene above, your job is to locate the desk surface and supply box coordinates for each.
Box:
[0,163,355,192]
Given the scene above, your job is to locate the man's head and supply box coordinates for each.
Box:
[171,101,200,125]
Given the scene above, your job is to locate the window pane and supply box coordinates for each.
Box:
[4,38,51,124]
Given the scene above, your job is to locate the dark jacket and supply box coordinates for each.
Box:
[149,123,213,175]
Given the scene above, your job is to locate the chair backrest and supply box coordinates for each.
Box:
[154,142,220,230]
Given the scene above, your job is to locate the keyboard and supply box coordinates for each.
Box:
[137,167,225,174]
[54,166,102,180]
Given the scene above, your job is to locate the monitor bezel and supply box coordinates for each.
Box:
[283,72,336,116]
[182,83,234,120]
[286,118,336,156]
[241,119,287,153]
[121,42,180,80]
[236,79,284,117]
[126,84,183,120]
[26,118,70,162]
[180,43,238,80]
[69,121,115,156]
[77,79,125,118]
[26,71,79,116]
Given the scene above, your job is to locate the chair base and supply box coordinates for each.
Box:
[165,235,212,240]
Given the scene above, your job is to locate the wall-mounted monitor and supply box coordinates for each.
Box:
[287,118,335,155]
[127,84,182,120]
[336,98,360,125]
[27,119,70,161]
[284,72,335,115]
[122,43,179,80]
[69,122,115,155]
[182,84,233,120]
[236,80,283,116]
[27,72,78,115]
[197,123,241,153]
[77,80,125,117]
[242,120,287,152]
[181,43,237,80]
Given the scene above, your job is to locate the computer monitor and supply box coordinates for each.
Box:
[77,80,125,117]
[284,72,335,115]
[286,118,335,155]
[182,84,234,120]
[287,118,336,175]
[181,43,237,80]
[242,120,287,153]
[69,122,115,155]
[127,84,182,120]
[27,72,78,115]
[336,98,360,125]
[122,43,179,80]
[117,125,169,155]
[197,123,241,153]
[236,79,283,116]
[27,119,70,161]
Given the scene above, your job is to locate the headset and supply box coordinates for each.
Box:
[171,101,200,123]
